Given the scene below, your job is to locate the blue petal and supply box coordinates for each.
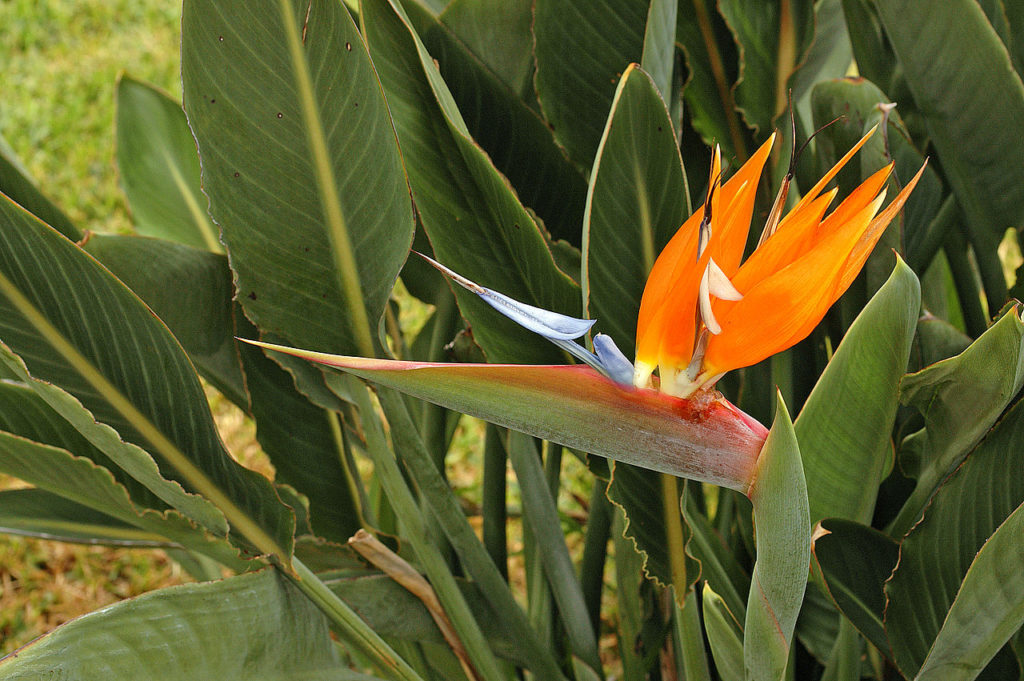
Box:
[416,253,635,386]
[593,334,635,386]
[417,253,595,340]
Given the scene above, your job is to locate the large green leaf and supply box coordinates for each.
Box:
[812,518,899,658]
[0,382,244,567]
[437,0,534,99]
[893,306,1024,534]
[886,397,1024,678]
[744,394,809,681]
[115,75,220,252]
[82,233,361,543]
[0,488,173,548]
[583,63,689,350]
[361,0,581,364]
[181,0,414,359]
[247,343,769,490]
[81,233,247,408]
[915,500,1024,680]
[402,1,588,244]
[0,195,293,561]
[717,0,815,137]
[876,0,1024,307]
[795,257,919,526]
[675,0,748,160]
[533,0,650,169]
[0,570,357,680]
[0,135,78,241]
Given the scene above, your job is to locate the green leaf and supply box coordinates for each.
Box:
[744,393,809,681]
[507,432,602,672]
[912,312,973,370]
[402,1,588,244]
[838,0,896,91]
[683,493,749,619]
[533,0,649,168]
[915,500,1024,680]
[0,134,79,241]
[437,0,534,101]
[894,306,1024,534]
[374,393,566,681]
[605,465,699,599]
[702,582,745,681]
[583,63,689,352]
[115,75,220,252]
[81,234,247,408]
[717,0,815,137]
[0,488,173,547]
[788,0,852,129]
[0,195,293,561]
[247,343,769,490]
[241,344,363,543]
[876,0,1024,304]
[812,518,899,658]
[81,233,361,542]
[361,0,581,364]
[181,0,414,359]
[0,570,356,680]
[325,572,532,669]
[641,0,679,100]
[795,257,919,526]
[675,0,748,159]
[0,378,163,508]
[0,424,244,568]
[886,396,1024,678]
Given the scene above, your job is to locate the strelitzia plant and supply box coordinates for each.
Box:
[248,125,923,680]
[250,127,923,495]
[2,0,1022,679]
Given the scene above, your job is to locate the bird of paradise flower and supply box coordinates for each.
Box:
[246,123,923,680]
[246,125,922,493]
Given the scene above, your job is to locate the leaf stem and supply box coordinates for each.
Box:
[288,556,425,681]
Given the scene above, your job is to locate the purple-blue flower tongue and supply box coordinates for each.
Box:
[415,252,633,385]
[415,252,594,340]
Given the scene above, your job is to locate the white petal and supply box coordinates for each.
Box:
[698,264,722,335]
[706,257,743,301]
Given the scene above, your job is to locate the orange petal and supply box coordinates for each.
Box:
[834,162,927,293]
[635,146,723,368]
[702,195,886,375]
[730,190,835,293]
[713,135,776,275]
[790,126,877,216]
[649,138,774,369]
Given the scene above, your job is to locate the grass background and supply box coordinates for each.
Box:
[2,0,203,653]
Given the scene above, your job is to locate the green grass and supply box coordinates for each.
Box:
[1,0,182,233]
